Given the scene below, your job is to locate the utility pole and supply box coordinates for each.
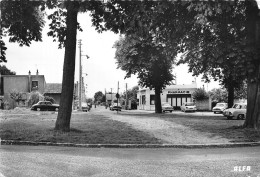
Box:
[117,81,119,113]
[78,39,89,111]
[78,39,82,111]
[111,88,113,106]
[125,83,128,110]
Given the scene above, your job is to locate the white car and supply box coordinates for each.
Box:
[181,102,196,112]
[212,103,228,114]
[161,102,174,113]
[110,102,122,111]
[223,103,247,120]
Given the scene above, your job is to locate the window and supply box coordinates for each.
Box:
[32,81,38,90]
[150,95,155,105]
[141,95,146,105]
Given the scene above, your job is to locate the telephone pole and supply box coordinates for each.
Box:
[78,39,82,111]
[78,39,89,111]
[125,83,128,110]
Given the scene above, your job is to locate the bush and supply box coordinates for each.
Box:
[28,92,44,107]
[44,96,55,104]
[192,88,209,101]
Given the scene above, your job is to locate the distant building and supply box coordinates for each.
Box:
[44,83,62,104]
[0,70,46,108]
[137,83,197,110]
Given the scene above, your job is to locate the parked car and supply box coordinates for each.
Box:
[180,102,196,112]
[31,101,59,111]
[110,102,122,111]
[82,102,90,112]
[223,103,247,120]
[161,102,174,113]
[212,103,228,114]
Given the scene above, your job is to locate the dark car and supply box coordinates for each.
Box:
[31,101,59,111]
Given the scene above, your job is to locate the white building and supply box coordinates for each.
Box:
[137,83,197,110]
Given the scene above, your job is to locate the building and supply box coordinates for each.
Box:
[137,83,197,110]
[0,70,46,108]
[44,83,62,104]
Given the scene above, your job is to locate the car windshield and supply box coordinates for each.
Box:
[113,103,121,106]
[216,103,225,107]
[82,103,88,107]
[185,102,195,106]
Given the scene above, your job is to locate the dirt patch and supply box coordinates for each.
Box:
[107,113,230,144]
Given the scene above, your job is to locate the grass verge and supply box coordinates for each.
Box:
[0,111,161,144]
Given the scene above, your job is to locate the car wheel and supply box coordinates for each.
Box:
[37,108,41,111]
[213,112,216,114]
[237,114,244,120]
[170,111,172,113]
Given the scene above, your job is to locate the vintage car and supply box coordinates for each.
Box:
[161,102,174,113]
[180,102,197,112]
[223,103,247,120]
[212,103,228,114]
[31,101,59,111]
[110,102,122,111]
[81,102,90,112]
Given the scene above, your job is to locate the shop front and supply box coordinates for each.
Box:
[137,83,197,111]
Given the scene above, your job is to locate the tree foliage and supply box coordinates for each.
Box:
[192,88,209,101]
[0,65,16,75]
[0,0,45,62]
[94,91,105,103]
[44,96,55,104]
[209,88,228,103]
[114,35,174,113]
[28,91,44,106]
[9,90,23,104]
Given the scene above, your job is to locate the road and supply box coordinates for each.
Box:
[0,145,260,177]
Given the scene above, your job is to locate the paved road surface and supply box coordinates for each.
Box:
[1,145,260,177]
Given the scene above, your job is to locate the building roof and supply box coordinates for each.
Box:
[45,83,62,93]
[138,83,197,91]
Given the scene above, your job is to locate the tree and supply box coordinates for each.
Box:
[209,88,228,103]
[9,90,23,107]
[0,65,16,75]
[44,96,55,104]
[192,88,209,101]
[178,1,260,129]
[122,85,139,109]
[28,91,44,107]
[114,35,174,113]
[94,91,105,103]
[0,0,45,62]
[176,1,249,108]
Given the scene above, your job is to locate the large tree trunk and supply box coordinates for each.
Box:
[227,82,235,108]
[243,1,260,129]
[154,86,162,113]
[55,2,79,132]
[244,66,260,129]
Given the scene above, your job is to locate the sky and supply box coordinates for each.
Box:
[2,12,220,98]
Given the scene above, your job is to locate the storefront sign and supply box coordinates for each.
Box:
[168,90,190,94]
